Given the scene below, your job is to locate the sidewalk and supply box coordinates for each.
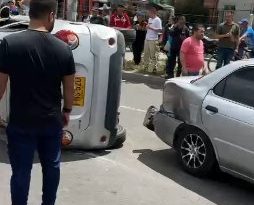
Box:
[123,51,167,87]
[123,51,215,86]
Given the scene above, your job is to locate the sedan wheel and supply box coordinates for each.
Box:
[180,134,206,169]
[176,128,216,177]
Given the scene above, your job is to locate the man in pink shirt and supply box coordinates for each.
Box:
[180,24,205,76]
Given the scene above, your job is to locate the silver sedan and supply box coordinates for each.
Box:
[144,59,254,183]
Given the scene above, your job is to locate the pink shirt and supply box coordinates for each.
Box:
[180,37,204,72]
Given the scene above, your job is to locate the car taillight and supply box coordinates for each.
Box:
[55,30,79,50]
[62,130,73,146]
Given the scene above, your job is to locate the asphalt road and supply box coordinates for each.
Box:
[0,81,253,205]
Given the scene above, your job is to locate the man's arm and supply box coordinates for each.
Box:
[62,74,74,111]
[62,74,74,127]
[147,18,162,32]
[180,39,190,72]
[125,14,132,28]
[62,49,76,127]
[239,33,247,41]
[180,51,187,72]
[214,24,230,39]
[109,14,115,27]
[0,72,8,100]
[215,33,230,39]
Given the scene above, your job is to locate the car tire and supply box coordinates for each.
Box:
[176,128,216,177]
[110,125,126,149]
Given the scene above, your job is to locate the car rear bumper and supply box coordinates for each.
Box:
[144,106,183,147]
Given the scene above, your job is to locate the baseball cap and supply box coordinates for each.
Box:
[239,18,249,24]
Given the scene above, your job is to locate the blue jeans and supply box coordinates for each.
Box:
[6,124,62,205]
[216,47,235,69]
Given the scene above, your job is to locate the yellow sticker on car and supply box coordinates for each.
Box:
[73,77,86,107]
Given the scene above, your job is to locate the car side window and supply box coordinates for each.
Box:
[214,67,254,108]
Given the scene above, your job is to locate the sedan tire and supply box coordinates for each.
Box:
[176,128,217,177]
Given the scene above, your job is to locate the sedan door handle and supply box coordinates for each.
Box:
[205,105,218,113]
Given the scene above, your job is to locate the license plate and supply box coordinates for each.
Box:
[73,77,86,107]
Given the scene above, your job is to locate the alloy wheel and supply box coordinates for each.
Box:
[180,134,207,169]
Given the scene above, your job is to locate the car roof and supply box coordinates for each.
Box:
[195,59,254,88]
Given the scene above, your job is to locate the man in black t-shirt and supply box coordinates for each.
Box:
[166,16,189,78]
[0,0,75,204]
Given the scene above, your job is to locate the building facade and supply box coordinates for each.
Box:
[218,0,254,23]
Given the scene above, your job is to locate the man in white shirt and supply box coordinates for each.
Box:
[143,7,162,73]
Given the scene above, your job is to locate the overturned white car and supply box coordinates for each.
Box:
[0,15,126,149]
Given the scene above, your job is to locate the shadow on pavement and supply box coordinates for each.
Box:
[133,148,254,205]
[0,138,110,165]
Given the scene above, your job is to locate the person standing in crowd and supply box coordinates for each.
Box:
[102,8,110,26]
[165,16,189,79]
[89,7,104,25]
[180,24,205,76]
[161,16,176,78]
[101,4,110,26]
[6,0,19,15]
[143,7,162,73]
[215,11,240,69]
[110,4,131,28]
[18,0,29,15]
[0,0,75,204]
[132,12,147,65]
[238,18,254,58]
[161,16,176,51]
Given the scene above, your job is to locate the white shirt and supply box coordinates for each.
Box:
[146,16,162,40]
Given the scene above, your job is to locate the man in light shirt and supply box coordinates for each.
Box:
[143,7,162,73]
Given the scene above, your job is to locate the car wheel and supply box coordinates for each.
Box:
[176,128,216,177]
[109,125,126,149]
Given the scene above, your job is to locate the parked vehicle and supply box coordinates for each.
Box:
[144,60,254,183]
[0,15,126,149]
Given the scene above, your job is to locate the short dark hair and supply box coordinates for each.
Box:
[29,0,57,19]
[117,4,124,8]
[177,16,186,22]
[192,24,204,32]
[149,7,157,13]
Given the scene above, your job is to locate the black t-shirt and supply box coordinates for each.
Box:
[170,25,189,51]
[134,21,147,44]
[90,16,105,25]
[0,30,75,128]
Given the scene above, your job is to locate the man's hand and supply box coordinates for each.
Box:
[62,112,70,127]
[0,72,8,100]
[224,33,231,38]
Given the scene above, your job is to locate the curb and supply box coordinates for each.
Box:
[122,70,165,87]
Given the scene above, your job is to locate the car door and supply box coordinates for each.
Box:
[201,66,254,179]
